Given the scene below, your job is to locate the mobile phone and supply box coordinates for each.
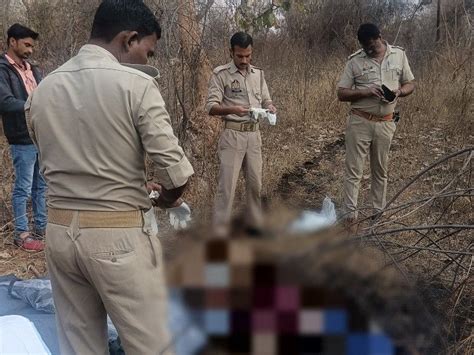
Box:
[382,84,396,102]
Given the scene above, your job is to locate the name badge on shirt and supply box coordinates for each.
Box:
[231,79,242,93]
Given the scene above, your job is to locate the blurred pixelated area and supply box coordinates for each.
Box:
[166,233,440,354]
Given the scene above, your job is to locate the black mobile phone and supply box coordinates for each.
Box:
[381,84,396,102]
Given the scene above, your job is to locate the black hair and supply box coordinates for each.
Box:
[357,23,381,44]
[230,32,253,49]
[7,23,39,46]
[90,0,161,43]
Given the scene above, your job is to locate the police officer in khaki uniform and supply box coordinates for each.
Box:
[337,23,415,226]
[26,1,193,354]
[206,32,276,237]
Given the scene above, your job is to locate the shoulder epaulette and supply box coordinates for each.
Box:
[213,64,230,75]
[348,49,363,59]
[250,65,262,71]
[391,45,405,51]
[392,45,405,50]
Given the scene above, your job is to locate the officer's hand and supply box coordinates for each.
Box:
[147,182,162,206]
[147,182,162,194]
[153,195,184,209]
[267,104,277,114]
[381,89,400,104]
[149,190,184,209]
[365,86,384,99]
[234,106,250,117]
[148,185,164,206]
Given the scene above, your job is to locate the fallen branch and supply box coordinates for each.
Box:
[384,147,473,211]
[358,224,474,239]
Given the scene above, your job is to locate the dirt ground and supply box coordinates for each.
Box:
[0,113,472,353]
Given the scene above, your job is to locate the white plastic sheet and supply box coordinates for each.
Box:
[0,315,51,354]
[8,279,205,354]
[289,197,337,233]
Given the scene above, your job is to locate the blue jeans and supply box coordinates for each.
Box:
[10,144,47,234]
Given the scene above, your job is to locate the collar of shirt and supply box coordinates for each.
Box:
[5,53,29,71]
[228,61,256,76]
[360,41,396,59]
[384,42,396,59]
[78,44,119,63]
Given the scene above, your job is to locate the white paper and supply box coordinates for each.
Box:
[0,315,51,354]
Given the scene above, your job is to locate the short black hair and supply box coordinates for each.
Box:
[7,23,39,46]
[230,32,253,49]
[90,0,161,43]
[357,23,381,44]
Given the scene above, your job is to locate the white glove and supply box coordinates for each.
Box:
[167,202,192,230]
[150,190,191,230]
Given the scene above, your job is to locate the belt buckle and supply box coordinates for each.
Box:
[241,122,253,132]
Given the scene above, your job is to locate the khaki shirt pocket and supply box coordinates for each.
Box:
[224,83,246,99]
[383,67,402,89]
[385,64,402,82]
[391,67,402,81]
[355,68,378,84]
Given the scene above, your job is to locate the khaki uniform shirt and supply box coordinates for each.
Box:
[338,42,415,116]
[27,44,194,211]
[205,61,272,122]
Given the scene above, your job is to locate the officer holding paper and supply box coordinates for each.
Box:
[206,31,276,237]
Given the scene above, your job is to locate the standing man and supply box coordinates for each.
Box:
[0,24,46,251]
[337,23,415,227]
[206,32,276,237]
[27,0,193,353]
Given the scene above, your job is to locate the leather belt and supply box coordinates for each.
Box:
[48,208,143,228]
[351,109,393,122]
[225,121,259,132]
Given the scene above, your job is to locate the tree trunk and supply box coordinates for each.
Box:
[436,0,442,43]
[176,0,221,148]
[174,0,222,208]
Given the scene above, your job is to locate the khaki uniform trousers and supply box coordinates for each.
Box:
[343,114,397,219]
[46,210,172,355]
[213,129,263,233]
